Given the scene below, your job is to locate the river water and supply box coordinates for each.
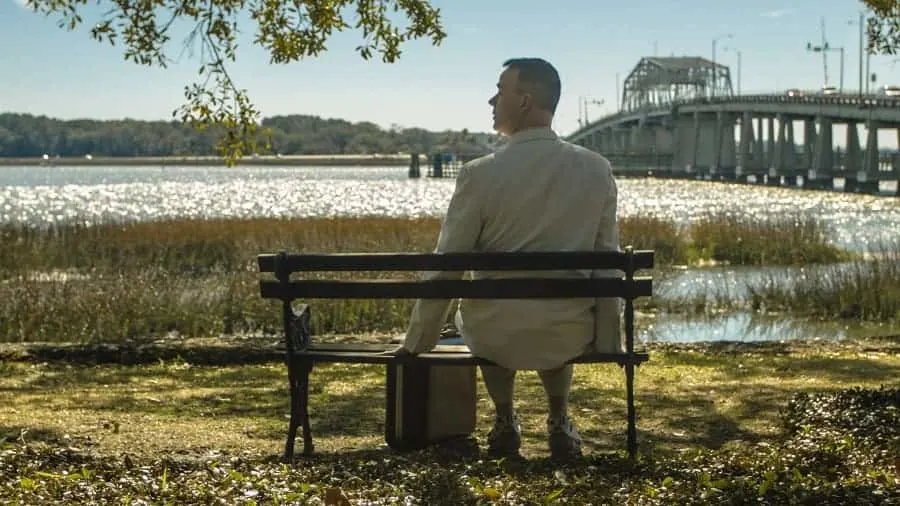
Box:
[2,164,899,343]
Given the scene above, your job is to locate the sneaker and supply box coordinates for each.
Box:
[548,415,583,461]
[486,414,521,458]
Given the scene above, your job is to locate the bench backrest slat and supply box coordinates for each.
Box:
[259,277,652,300]
[257,250,654,273]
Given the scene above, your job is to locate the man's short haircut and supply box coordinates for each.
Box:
[503,57,562,114]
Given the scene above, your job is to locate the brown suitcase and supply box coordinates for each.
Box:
[384,356,477,451]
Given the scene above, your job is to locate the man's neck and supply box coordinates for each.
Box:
[507,122,552,136]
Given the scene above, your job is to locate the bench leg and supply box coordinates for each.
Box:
[299,361,314,456]
[284,359,314,462]
[625,363,637,460]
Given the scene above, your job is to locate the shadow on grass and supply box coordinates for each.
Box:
[13,361,286,390]
[558,385,762,454]
[2,362,391,439]
[1,342,285,366]
[3,347,898,460]
[663,352,900,382]
[0,425,69,446]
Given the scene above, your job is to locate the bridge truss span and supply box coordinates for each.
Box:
[621,57,733,113]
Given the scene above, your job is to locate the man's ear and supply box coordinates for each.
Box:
[519,93,532,110]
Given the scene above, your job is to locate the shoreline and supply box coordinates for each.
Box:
[0,154,427,167]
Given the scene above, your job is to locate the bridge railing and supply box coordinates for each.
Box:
[674,93,900,109]
[569,92,900,139]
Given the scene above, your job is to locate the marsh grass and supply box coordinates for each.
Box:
[0,214,872,343]
[0,339,897,503]
[0,213,847,276]
[690,212,851,266]
[0,274,415,342]
[0,217,443,276]
[747,243,900,321]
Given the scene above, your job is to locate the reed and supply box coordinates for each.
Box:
[690,212,851,266]
[0,214,867,343]
[0,273,421,343]
[746,243,900,322]
[0,217,443,276]
[0,212,846,276]
[619,215,692,265]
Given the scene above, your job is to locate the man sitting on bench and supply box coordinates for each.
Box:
[386,57,622,460]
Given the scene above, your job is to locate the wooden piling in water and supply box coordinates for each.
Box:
[431,154,443,178]
[408,153,420,178]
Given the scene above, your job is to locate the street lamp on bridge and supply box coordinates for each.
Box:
[848,13,870,96]
[579,97,605,126]
[807,41,845,93]
[722,46,742,95]
[615,72,621,111]
[711,33,733,97]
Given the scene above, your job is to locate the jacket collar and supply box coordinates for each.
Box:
[506,127,558,145]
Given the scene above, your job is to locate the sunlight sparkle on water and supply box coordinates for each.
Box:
[1,165,898,252]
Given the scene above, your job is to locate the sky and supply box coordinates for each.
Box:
[1,0,897,138]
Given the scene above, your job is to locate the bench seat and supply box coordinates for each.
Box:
[288,342,650,366]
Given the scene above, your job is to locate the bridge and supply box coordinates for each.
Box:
[565,56,900,196]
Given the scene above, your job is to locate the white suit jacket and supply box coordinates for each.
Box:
[401,127,622,370]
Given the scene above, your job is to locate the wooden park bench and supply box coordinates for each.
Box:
[257,247,654,461]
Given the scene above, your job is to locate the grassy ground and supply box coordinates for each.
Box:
[1,338,898,504]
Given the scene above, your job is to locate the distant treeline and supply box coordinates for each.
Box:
[0,113,501,158]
